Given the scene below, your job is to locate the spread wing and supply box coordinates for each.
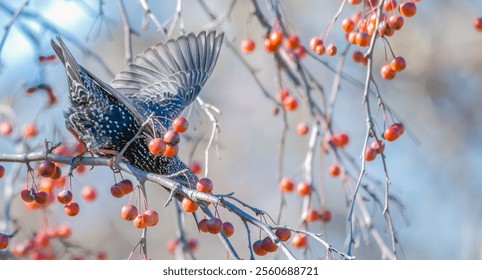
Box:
[110,31,224,129]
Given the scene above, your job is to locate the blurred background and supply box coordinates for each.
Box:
[0,0,481,260]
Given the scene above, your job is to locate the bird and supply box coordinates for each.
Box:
[51,31,224,191]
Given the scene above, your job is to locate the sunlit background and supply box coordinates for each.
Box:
[0,0,481,260]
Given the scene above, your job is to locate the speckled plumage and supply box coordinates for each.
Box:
[51,32,223,189]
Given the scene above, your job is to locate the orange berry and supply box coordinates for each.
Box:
[163,144,179,157]
[291,233,308,248]
[172,117,189,133]
[391,56,406,72]
[56,224,72,238]
[148,138,166,156]
[304,209,320,222]
[285,34,300,50]
[348,0,361,4]
[64,202,80,216]
[279,177,295,192]
[182,197,199,213]
[399,2,417,17]
[296,122,309,135]
[269,30,283,47]
[355,31,371,47]
[144,209,159,227]
[392,123,405,136]
[309,37,323,52]
[241,38,256,53]
[57,190,73,204]
[0,121,13,136]
[388,15,404,30]
[383,0,397,11]
[23,123,38,138]
[264,38,278,53]
[328,163,341,176]
[277,88,290,102]
[282,95,298,111]
[383,125,401,141]
[332,132,349,148]
[365,147,378,161]
[326,43,337,56]
[196,177,214,193]
[352,50,365,63]
[81,185,97,201]
[347,31,358,44]
[341,18,355,32]
[133,214,148,229]
[380,64,396,80]
[253,240,267,256]
[121,204,138,221]
[314,44,325,55]
[296,181,311,196]
[275,228,292,242]
[222,222,234,237]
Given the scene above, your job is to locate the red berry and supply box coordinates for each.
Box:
[163,130,180,146]
[0,121,13,136]
[296,181,311,196]
[172,117,189,133]
[144,209,159,227]
[355,31,371,47]
[148,138,166,156]
[166,239,179,254]
[121,204,138,221]
[222,222,234,237]
[291,233,308,248]
[50,166,62,180]
[296,122,309,136]
[261,236,278,253]
[399,2,417,17]
[275,228,292,242]
[241,39,256,53]
[110,184,123,198]
[34,191,48,204]
[383,0,397,11]
[352,50,365,63]
[207,218,223,234]
[188,161,202,175]
[391,56,406,72]
[279,177,295,192]
[264,38,278,53]
[474,18,482,31]
[38,160,56,178]
[328,163,341,176]
[0,165,4,178]
[0,233,9,250]
[21,188,34,202]
[304,209,321,222]
[81,185,97,201]
[196,177,214,193]
[117,179,134,195]
[277,88,290,102]
[392,123,405,136]
[332,132,349,148]
[182,197,199,213]
[64,202,80,216]
[282,95,298,111]
[370,140,385,154]
[365,147,378,161]
[198,218,209,233]
[310,37,323,52]
[188,238,199,251]
[57,190,73,204]
[326,43,337,56]
[320,209,332,222]
[253,240,267,256]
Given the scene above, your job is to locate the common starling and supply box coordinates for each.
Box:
[51,32,223,189]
